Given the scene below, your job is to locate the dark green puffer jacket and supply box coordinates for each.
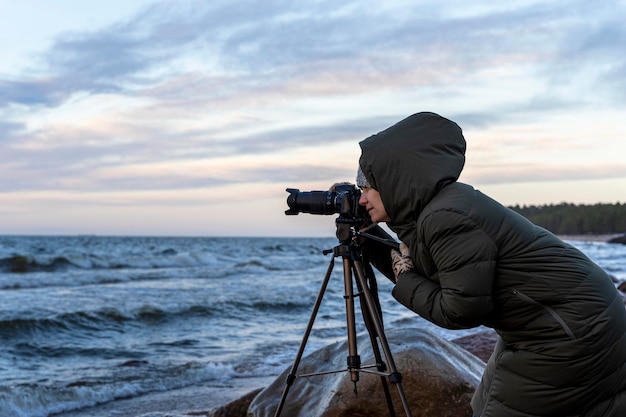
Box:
[358,112,626,417]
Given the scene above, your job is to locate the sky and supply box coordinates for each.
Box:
[1,0,625,237]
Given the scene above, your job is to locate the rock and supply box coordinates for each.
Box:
[607,234,626,245]
[248,328,485,417]
[451,331,498,362]
[199,389,262,417]
[617,281,626,305]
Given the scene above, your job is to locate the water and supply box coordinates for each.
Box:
[1,235,624,417]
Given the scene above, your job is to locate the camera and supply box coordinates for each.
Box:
[285,183,398,251]
[285,183,367,223]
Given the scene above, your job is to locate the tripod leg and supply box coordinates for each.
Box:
[352,259,414,417]
[354,263,396,417]
[342,258,361,394]
[274,258,335,417]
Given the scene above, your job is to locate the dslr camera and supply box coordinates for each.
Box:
[285,183,368,227]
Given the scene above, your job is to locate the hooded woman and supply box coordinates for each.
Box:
[357,111,626,417]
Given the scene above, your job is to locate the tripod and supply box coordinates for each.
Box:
[274,219,413,417]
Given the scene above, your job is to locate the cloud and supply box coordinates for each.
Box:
[1,0,626,218]
[0,112,379,193]
[2,0,624,110]
[0,120,24,137]
[466,162,626,186]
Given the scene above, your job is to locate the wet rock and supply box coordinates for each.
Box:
[118,359,150,367]
[617,281,626,305]
[248,328,485,417]
[451,331,498,363]
[200,389,262,417]
[607,234,626,245]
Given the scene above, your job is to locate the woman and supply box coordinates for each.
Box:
[357,111,626,416]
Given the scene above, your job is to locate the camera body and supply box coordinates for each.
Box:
[285,183,367,226]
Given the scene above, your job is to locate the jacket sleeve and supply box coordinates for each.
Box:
[392,209,497,329]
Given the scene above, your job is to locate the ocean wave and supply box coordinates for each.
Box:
[0,236,334,274]
[0,360,236,417]
[0,296,315,346]
[0,251,320,281]
[0,252,219,274]
[0,255,76,273]
[246,300,312,313]
[0,304,213,344]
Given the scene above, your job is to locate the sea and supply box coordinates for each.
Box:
[1,235,624,417]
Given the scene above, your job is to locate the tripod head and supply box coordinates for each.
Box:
[325,216,400,263]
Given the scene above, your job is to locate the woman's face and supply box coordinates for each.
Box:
[358,187,391,223]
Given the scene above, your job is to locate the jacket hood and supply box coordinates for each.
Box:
[358,112,466,240]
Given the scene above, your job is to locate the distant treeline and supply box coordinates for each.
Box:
[509,203,626,235]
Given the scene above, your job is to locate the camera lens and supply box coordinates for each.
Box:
[285,189,337,215]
